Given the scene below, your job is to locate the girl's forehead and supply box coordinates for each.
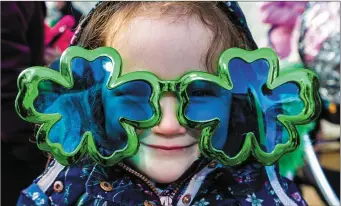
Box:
[107,15,213,79]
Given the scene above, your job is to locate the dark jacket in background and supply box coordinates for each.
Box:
[1,2,48,205]
[1,1,45,156]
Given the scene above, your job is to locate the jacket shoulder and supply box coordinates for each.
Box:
[17,158,95,206]
[192,163,307,206]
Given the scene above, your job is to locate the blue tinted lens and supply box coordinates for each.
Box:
[185,80,232,149]
[228,58,304,154]
[35,57,108,153]
[185,80,231,121]
[109,80,153,121]
[101,80,153,155]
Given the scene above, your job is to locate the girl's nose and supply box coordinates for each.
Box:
[151,93,186,136]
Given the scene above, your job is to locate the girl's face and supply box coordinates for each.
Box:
[106,13,214,183]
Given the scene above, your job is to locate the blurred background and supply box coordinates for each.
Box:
[1,2,340,205]
[241,3,340,205]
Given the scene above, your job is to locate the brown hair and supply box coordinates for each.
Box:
[76,2,252,73]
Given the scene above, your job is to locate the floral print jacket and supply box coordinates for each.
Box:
[17,157,307,206]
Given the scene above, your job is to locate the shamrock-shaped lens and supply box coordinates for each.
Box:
[16,46,320,167]
[185,80,232,150]
[101,80,153,155]
[34,56,111,154]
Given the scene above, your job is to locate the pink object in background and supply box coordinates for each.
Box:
[259,2,306,59]
[44,15,75,52]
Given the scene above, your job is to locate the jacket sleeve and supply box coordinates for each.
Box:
[234,173,308,206]
[217,163,308,206]
[17,158,95,206]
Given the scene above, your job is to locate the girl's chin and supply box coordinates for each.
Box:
[128,157,197,183]
[127,144,200,183]
[147,166,188,183]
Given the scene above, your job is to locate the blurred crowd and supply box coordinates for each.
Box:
[1,2,85,205]
[1,2,340,205]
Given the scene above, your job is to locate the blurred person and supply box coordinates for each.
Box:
[1,2,49,205]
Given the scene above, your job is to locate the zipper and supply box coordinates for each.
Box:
[117,162,188,205]
[118,162,160,197]
[117,159,210,205]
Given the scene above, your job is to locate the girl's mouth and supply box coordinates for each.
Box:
[140,142,197,151]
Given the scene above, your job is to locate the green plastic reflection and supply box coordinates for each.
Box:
[15,46,321,167]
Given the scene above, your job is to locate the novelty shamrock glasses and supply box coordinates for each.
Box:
[15,46,321,167]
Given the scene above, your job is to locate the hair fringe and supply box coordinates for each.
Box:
[76,2,251,72]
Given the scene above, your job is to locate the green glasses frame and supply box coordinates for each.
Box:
[15,46,321,167]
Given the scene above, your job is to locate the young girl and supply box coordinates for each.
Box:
[16,2,316,205]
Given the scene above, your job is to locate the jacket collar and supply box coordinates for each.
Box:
[85,157,220,205]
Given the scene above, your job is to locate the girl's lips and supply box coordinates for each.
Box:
[140,142,197,150]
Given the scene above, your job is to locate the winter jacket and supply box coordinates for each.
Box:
[17,157,307,206]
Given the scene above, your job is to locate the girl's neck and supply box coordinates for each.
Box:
[121,156,210,194]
